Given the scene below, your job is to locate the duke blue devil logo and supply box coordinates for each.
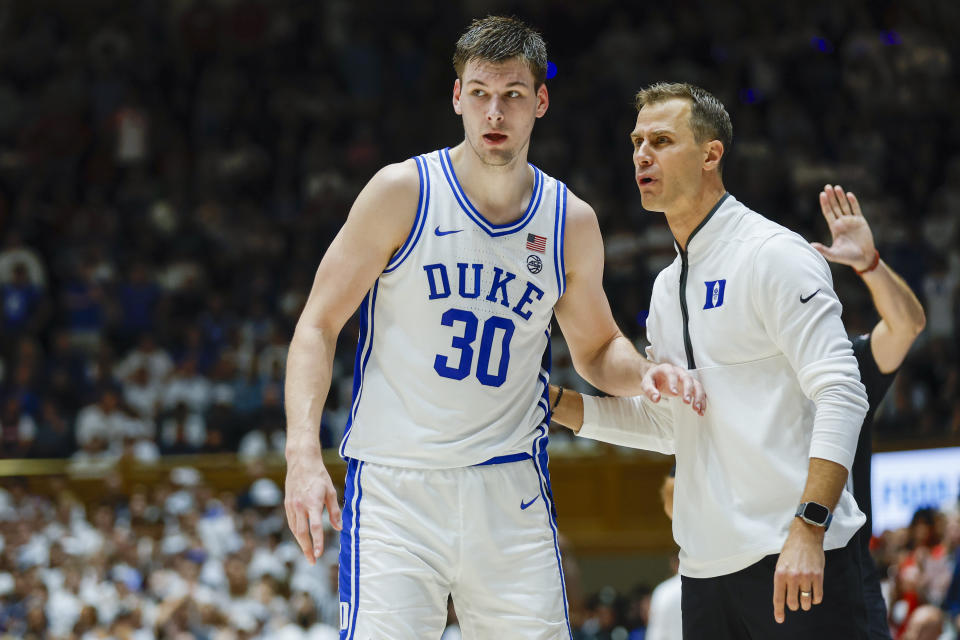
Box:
[703,279,726,310]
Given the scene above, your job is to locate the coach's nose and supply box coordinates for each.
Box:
[634,141,653,167]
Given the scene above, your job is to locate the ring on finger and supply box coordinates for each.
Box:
[799,590,811,598]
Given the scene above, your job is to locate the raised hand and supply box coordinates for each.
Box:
[810,184,877,271]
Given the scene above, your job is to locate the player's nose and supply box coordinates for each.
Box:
[486,96,504,121]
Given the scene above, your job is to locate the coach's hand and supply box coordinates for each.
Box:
[773,518,825,623]
[641,362,706,415]
[285,445,342,565]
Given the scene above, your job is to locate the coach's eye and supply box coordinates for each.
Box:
[507,91,520,98]
[472,90,486,97]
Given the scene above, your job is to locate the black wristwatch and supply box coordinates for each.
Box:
[795,502,832,530]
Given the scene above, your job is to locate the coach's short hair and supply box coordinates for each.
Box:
[453,16,548,88]
[635,82,733,171]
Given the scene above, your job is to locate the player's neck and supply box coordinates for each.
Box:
[448,142,535,226]
[665,180,726,251]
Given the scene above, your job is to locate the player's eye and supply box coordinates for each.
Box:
[506,91,520,98]
[472,89,486,97]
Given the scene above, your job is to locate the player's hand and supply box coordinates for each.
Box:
[773,518,825,623]
[640,362,705,415]
[810,184,877,271]
[284,446,342,564]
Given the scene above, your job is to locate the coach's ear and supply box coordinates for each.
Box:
[453,78,463,115]
[703,139,724,173]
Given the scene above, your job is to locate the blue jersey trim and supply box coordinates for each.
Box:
[539,327,552,424]
[553,183,568,298]
[532,426,573,638]
[384,155,430,274]
[475,452,533,466]
[338,281,379,458]
[338,458,364,639]
[438,148,544,237]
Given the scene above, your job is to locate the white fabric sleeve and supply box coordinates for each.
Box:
[577,394,675,454]
[752,233,868,470]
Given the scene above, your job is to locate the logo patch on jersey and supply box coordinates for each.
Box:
[339,602,350,630]
[520,495,540,510]
[703,279,727,310]
[526,233,547,253]
[526,254,543,274]
[435,226,463,236]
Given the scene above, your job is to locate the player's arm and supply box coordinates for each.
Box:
[548,384,583,432]
[554,191,703,413]
[284,160,420,564]
[811,184,925,373]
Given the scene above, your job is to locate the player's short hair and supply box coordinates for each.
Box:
[635,82,733,171]
[453,16,548,88]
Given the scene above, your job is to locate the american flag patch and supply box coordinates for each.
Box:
[526,233,547,253]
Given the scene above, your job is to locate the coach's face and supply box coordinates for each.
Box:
[453,57,548,167]
[631,98,711,213]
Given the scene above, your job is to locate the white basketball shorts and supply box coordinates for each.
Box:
[337,428,571,639]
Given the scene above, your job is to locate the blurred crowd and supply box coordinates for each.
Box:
[0,472,956,639]
[873,506,960,639]
[0,471,345,639]
[0,1,958,461]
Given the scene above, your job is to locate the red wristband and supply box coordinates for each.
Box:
[856,249,880,275]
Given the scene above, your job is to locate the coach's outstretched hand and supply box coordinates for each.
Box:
[285,447,342,565]
[641,362,706,416]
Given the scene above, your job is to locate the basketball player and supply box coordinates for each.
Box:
[283,18,704,639]
[552,184,926,640]
[546,83,871,638]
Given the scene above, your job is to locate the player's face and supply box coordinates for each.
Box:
[453,58,548,167]
[631,98,708,212]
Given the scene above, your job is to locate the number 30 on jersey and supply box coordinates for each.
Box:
[434,309,515,387]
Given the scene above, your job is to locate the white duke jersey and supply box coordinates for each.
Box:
[339,148,568,468]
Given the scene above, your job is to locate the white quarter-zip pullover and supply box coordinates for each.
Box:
[579,193,869,578]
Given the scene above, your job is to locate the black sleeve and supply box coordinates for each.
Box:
[851,334,897,413]
[850,333,899,536]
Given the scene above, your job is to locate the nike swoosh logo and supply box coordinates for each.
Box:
[520,496,540,510]
[800,289,821,304]
[434,226,463,236]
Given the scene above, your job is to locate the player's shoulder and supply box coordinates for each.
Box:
[562,187,599,235]
[366,158,422,197]
[352,159,422,224]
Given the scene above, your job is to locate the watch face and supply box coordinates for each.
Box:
[803,502,830,524]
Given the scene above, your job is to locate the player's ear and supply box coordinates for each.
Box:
[453,79,463,115]
[535,83,549,118]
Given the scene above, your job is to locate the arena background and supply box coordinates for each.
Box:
[0,0,957,638]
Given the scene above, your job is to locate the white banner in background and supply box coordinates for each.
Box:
[871,447,960,536]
